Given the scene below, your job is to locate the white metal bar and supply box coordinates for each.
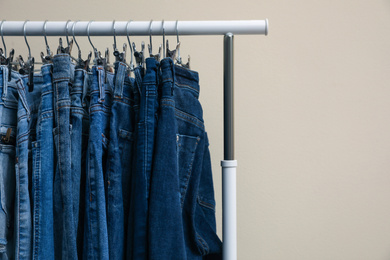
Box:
[0,20,268,36]
[222,160,238,260]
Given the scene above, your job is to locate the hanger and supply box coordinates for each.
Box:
[0,20,15,81]
[112,20,126,63]
[40,20,53,64]
[166,20,180,61]
[87,20,101,66]
[57,20,73,55]
[0,20,7,65]
[18,20,34,91]
[148,20,161,61]
[72,20,92,70]
[88,21,110,82]
[174,20,190,69]
[125,20,135,73]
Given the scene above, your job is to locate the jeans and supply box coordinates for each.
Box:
[127,58,159,259]
[15,72,43,260]
[105,62,136,259]
[52,54,78,260]
[0,66,18,260]
[148,58,222,259]
[31,64,55,260]
[71,68,90,258]
[83,65,113,260]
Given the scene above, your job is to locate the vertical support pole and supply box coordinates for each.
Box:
[222,33,237,260]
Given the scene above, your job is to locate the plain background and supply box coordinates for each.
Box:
[2,0,390,259]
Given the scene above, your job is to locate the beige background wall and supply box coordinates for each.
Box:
[3,0,390,259]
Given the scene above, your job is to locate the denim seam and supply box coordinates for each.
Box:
[195,232,209,255]
[179,136,199,207]
[198,198,216,211]
[175,111,204,130]
[175,82,199,94]
[17,130,30,143]
[32,141,41,259]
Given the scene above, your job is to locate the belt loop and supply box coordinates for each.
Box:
[98,68,105,103]
[2,66,8,99]
[170,58,175,96]
[16,78,30,119]
[114,63,126,98]
[134,67,142,97]
[82,70,89,107]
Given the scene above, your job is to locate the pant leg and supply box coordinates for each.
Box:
[52,54,77,260]
[0,66,18,260]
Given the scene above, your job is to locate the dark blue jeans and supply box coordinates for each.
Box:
[71,68,90,259]
[127,58,159,259]
[15,72,43,260]
[52,54,78,260]
[105,62,137,259]
[83,65,113,259]
[31,64,55,260]
[148,58,222,259]
[0,66,18,260]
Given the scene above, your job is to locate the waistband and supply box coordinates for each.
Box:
[0,65,22,105]
[90,65,114,103]
[114,62,133,99]
[52,54,72,83]
[174,64,199,95]
[143,57,159,85]
[40,64,53,93]
[18,73,43,118]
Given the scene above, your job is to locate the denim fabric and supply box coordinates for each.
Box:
[105,62,136,259]
[125,65,142,259]
[83,65,113,260]
[0,66,18,260]
[149,58,222,259]
[148,58,186,260]
[52,54,78,260]
[71,68,89,258]
[127,58,159,259]
[15,72,43,260]
[31,64,55,260]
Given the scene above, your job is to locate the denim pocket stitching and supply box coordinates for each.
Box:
[197,197,216,211]
[177,135,200,208]
[195,232,209,255]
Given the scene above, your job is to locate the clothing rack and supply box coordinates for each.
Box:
[1,20,269,260]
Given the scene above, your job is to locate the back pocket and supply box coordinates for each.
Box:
[176,134,200,207]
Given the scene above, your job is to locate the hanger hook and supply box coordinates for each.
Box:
[126,20,134,69]
[43,20,51,56]
[65,20,71,46]
[1,20,6,58]
[162,20,165,58]
[175,20,181,64]
[23,20,31,59]
[148,19,153,54]
[87,20,96,52]
[72,20,81,56]
[112,20,117,51]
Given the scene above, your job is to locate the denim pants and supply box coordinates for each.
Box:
[148,58,222,259]
[71,68,90,258]
[31,64,55,260]
[52,54,78,260]
[83,65,113,260]
[0,66,18,260]
[15,72,43,260]
[105,62,136,259]
[127,58,159,259]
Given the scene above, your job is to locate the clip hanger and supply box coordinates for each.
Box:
[148,20,162,62]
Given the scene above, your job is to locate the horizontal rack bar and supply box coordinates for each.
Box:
[0,20,268,36]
